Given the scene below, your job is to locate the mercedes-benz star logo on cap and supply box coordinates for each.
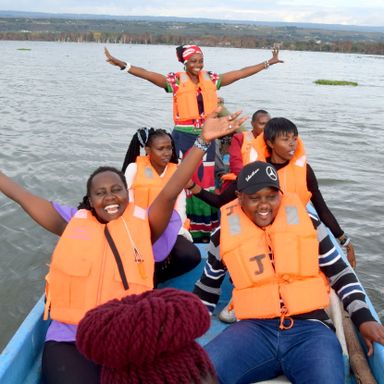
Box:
[266,166,278,181]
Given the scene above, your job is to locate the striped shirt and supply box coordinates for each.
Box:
[193,212,375,328]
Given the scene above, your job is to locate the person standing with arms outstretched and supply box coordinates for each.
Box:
[104,45,283,242]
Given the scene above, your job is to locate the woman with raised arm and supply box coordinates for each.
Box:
[0,110,246,384]
[105,44,282,242]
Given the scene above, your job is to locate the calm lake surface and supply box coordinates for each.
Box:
[0,41,383,349]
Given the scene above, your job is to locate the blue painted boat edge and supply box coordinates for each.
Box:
[1,242,383,383]
[358,289,384,383]
[371,343,384,384]
[324,225,384,384]
[0,295,49,384]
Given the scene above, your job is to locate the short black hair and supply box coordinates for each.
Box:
[176,45,185,63]
[77,166,127,210]
[251,110,269,122]
[263,117,298,151]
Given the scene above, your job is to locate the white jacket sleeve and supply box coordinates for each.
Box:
[175,189,193,242]
[125,163,137,203]
[175,189,187,224]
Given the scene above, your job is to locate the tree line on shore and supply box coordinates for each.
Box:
[2,31,383,54]
[1,17,383,55]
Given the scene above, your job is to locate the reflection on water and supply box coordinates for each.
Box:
[0,41,383,349]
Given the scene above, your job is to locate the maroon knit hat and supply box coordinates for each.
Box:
[76,288,216,384]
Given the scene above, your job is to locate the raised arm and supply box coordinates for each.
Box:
[148,110,247,243]
[0,171,67,236]
[104,47,168,88]
[220,47,283,87]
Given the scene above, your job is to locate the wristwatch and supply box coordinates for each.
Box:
[339,234,351,247]
[194,136,210,152]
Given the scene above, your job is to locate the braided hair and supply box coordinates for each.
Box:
[77,166,127,211]
[121,127,178,174]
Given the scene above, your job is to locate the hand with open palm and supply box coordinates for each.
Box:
[201,108,248,143]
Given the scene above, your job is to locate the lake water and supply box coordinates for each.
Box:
[0,41,383,349]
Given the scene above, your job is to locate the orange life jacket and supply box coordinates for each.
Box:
[173,71,218,123]
[130,157,190,229]
[44,205,154,324]
[222,135,311,205]
[131,156,178,209]
[221,131,258,181]
[220,193,330,321]
[240,131,259,165]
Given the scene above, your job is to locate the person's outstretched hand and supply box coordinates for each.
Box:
[201,108,247,143]
[104,47,127,70]
[268,47,284,66]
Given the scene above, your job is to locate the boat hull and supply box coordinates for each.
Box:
[1,240,383,384]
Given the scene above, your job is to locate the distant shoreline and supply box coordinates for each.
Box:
[1,10,383,33]
[1,16,383,55]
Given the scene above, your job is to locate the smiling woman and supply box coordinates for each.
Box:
[83,167,129,222]
[121,127,202,286]
[0,110,247,384]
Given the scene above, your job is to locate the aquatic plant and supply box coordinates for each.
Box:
[314,79,358,86]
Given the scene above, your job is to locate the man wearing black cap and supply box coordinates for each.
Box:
[193,161,384,384]
[234,161,281,228]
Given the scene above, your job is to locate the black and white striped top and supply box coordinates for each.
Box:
[193,211,375,328]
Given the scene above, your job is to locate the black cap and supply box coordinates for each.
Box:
[237,161,281,194]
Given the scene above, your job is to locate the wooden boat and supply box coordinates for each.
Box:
[1,238,383,384]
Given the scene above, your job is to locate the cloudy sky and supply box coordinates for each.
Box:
[1,0,383,27]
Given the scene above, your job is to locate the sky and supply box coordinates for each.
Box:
[0,0,383,27]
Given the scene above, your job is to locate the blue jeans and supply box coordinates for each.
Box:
[205,318,344,384]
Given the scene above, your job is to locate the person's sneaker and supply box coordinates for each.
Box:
[218,303,237,323]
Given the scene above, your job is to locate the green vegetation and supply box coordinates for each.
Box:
[0,17,383,55]
[16,48,31,50]
[314,79,358,86]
